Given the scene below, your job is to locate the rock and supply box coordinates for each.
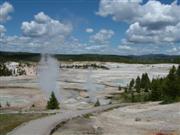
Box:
[95,127,103,135]
[135,117,141,122]
[79,91,89,98]
[99,99,111,105]
[64,98,77,104]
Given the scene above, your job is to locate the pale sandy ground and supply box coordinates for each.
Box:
[8,104,126,135]
[0,63,178,110]
[1,63,180,135]
[53,102,180,135]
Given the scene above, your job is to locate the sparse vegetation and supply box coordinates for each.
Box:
[83,113,93,119]
[31,104,35,108]
[0,62,26,76]
[17,64,26,76]
[0,113,48,135]
[60,64,109,70]
[94,99,100,107]
[6,102,10,107]
[0,63,12,76]
[46,91,60,110]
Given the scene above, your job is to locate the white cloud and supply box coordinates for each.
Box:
[89,29,114,44]
[166,46,180,55]
[97,0,142,22]
[118,45,132,50]
[0,25,6,37]
[86,28,94,33]
[125,22,180,44]
[21,12,72,38]
[0,12,74,53]
[34,12,51,23]
[97,0,180,44]
[0,2,14,23]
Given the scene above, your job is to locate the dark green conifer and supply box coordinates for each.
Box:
[129,79,135,90]
[135,76,141,93]
[46,91,60,110]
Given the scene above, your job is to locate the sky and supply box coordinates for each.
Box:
[0,0,180,55]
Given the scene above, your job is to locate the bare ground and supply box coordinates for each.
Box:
[53,102,180,135]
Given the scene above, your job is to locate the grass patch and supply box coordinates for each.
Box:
[82,113,94,119]
[0,113,48,135]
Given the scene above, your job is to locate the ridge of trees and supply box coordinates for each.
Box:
[0,52,180,64]
[123,65,180,103]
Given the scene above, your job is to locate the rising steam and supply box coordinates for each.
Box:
[85,68,97,103]
[38,54,61,102]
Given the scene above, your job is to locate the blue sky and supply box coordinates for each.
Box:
[0,0,180,55]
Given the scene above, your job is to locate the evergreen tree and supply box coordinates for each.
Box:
[176,65,180,77]
[140,73,146,88]
[144,73,151,92]
[164,66,176,98]
[131,92,135,102]
[176,65,180,97]
[135,76,141,93]
[0,64,12,76]
[140,73,150,92]
[46,91,60,110]
[94,99,100,107]
[167,65,176,81]
[6,102,10,107]
[150,79,163,101]
[129,79,135,90]
[124,65,180,104]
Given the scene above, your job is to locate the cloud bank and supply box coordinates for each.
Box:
[97,0,180,44]
[0,2,14,23]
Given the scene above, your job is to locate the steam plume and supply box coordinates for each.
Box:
[38,54,61,102]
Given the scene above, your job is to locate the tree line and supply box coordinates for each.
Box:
[123,65,180,103]
[1,51,180,64]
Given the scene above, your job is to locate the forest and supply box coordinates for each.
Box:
[0,51,180,64]
[123,65,180,103]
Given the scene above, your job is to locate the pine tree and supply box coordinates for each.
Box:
[140,73,150,92]
[167,65,176,81]
[163,66,178,102]
[6,102,10,107]
[176,65,180,97]
[129,79,135,90]
[46,91,60,110]
[131,92,135,102]
[140,73,146,88]
[150,79,163,101]
[176,65,180,77]
[144,73,151,92]
[94,99,100,107]
[0,64,12,76]
[135,76,141,93]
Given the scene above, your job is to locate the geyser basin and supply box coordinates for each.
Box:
[0,95,30,106]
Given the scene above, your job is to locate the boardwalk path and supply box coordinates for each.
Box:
[8,104,129,135]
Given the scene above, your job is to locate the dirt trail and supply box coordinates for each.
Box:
[8,104,129,135]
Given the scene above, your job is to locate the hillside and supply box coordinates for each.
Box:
[0,51,180,64]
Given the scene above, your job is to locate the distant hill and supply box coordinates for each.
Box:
[0,51,180,64]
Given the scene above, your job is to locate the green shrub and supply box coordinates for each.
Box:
[94,99,100,107]
[46,91,60,110]
[0,63,12,76]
